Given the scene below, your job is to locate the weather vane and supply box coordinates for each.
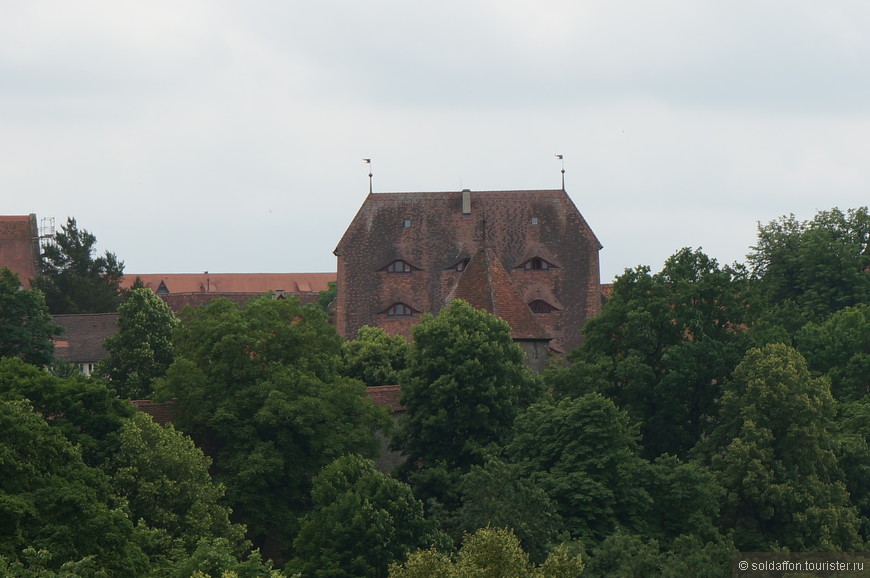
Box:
[363,158,372,194]
[555,154,565,191]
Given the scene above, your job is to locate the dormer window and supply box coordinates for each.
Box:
[517,257,558,271]
[379,259,418,273]
[156,280,169,295]
[448,258,470,272]
[529,300,560,314]
[403,219,412,228]
[380,302,419,317]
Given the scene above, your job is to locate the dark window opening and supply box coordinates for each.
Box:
[381,302,417,317]
[518,257,558,271]
[449,258,470,272]
[529,300,559,314]
[380,260,416,273]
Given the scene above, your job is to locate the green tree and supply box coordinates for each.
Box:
[453,457,566,564]
[646,455,724,547]
[154,296,390,560]
[0,267,60,366]
[166,537,285,578]
[393,300,540,487]
[100,287,178,399]
[0,399,147,575]
[795,304,870,401]
[109,412,246,570]
[291,454,437,578]
[582,533,734,578]
[0,357,134,467]
[831,398,870,541]
[565,248,751,458]
[506,393,652,543]
[747,207,870,332]
[388,527,584,578]
[342,326,410,386]
[318,280,337,312]
[34,217,125,314]
[701,344,861,551]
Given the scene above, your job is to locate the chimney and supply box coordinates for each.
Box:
[461,189,471,215]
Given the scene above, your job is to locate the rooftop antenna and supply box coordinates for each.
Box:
[363,158,372,194]
[555,154,565,191]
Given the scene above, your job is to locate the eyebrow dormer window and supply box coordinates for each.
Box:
[518,257,558,271]
[380,302,418,317]
[379,260,417,273]
[529,300,560,314]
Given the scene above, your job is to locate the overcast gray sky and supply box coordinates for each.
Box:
[3,1,869,282]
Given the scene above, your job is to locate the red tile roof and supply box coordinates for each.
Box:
[335,189,602,353]
[52,313,118,363]
[122,272,335,294]
[448,246,550,341]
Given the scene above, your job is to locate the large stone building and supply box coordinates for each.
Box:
[333,188,603,357]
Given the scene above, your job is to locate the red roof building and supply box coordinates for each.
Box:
[52,313,118,376]
[334,188,603,356]
[121,272,336,312]
[0,215,40,288]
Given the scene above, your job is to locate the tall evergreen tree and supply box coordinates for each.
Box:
[34,217,125,314]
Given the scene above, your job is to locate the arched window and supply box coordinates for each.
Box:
[529,300,559,314]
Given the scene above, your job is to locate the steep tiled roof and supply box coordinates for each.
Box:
[334,189,602,353]
[0,215,39,288]
[52,313,118,363]
[448,246,550,341]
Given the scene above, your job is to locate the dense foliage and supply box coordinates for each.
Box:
[155,296,390,561]
[1,205,868,576]
[100,287,178,399]
[0,267,60,366]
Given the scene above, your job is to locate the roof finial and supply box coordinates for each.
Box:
[555,154,565,191]
[363,158,372,194]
